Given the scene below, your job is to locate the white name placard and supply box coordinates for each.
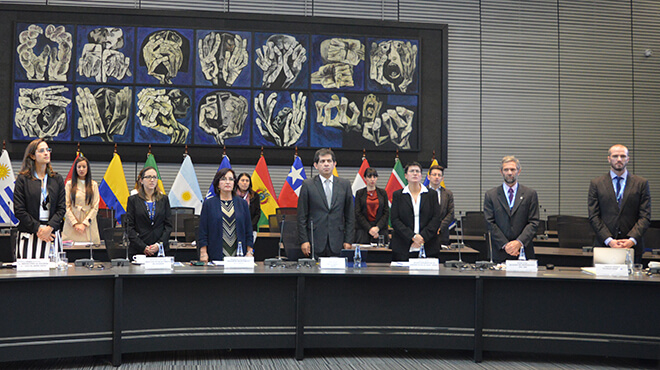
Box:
[319,257,346,269]
[16,258,50,271]
[595,264,629,276]
[409,258,440,270]
[506,259,538,272]
[144,257,173,270]
[224,256,255,269]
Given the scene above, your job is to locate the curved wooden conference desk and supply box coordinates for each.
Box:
[0,263,658,365]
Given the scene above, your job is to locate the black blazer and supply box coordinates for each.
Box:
[126,194,173,257]
[390,188,442,261]
[354,187,390,244]
[430,187,455,247]
[247,193,261,231]
[484,184,540,263]
[588,173,651,258]
[14,173,66,234]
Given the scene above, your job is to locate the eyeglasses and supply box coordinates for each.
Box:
[143,176,158,180]
[220,177,235,182]
[36,148,52,154]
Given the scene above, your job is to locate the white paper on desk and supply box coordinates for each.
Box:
[505,259,538,272]
[582,264,628,277]
[211,260,224,266]
[390,261,410,267]
[410,258,440,270]
[144,257,173,270]
[224,256,255,269]
[73,242,94,246]
[16,258,49,271]
[319,257,346,269]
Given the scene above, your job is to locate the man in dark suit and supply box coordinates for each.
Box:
[427,165,455,247]
[484,156,539,263]
[297,148,355,258]
[588,144,651,263]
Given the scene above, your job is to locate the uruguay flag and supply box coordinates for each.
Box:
[0,150,18,225]
[169,155,203,214]
[205,155,231,199]
[99,153,130,224]
[278,156,306,208]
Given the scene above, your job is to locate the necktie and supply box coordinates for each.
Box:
[508,187,514,208]
[615,176,623,205]
[324,179,332,207]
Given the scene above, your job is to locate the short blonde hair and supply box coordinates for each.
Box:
[501,156,520,170]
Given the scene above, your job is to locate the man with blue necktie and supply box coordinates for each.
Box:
[588,144,651,263]
[484,156,540,263]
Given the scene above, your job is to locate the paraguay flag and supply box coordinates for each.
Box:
[99,153,130,224]
[0,149,18,225]
[206,155,231,199]
[278,156,306,208]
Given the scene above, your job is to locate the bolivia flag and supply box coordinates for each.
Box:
[278,156,306,208]
[251,156,279,228]
[351,156,370,196]
[385,158,407,204]
[99,153,130,224]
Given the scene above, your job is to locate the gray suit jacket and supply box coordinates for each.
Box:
[587,172,651,258]
[484,184,540,263]
[297,175,355,257]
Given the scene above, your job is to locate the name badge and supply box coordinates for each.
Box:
[319,257,347,269]
[144,257,173,270]
[595,264,629,276]
[409,258,440,270]
[16,258,50,271]
[224,256,255,269]
[506,259,538,272]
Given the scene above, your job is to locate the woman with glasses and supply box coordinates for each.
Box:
[390,162,442,261]
[354,167,390,245]
[234,173,261,233]
[62,155,101,244]
[126,166,172,258]
[198,168,254,262]
[14,138,66,259]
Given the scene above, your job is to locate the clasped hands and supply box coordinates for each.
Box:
[608,239,634,249]
[504,240,523,257]
[36,225,54,242]
[411,234,424,250]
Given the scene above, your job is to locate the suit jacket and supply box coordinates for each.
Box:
[354,187,390,244]
[588,172,651,258]
[198,195,253,261]
[297,175,355,257]
[390,187,442,261]
[14,173,66,234]
[430,186,455,246]
[246,193,261,231]
[484,184,540,263]
[126,194,173,257]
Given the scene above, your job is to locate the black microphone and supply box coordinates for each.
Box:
[299,217,315,267]
[265,215,288,267]
[445,215,466,268]
[475,231,495,268]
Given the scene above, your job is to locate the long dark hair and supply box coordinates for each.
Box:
[136,166,165,201]
[19,138,57,179]
[70,156,94,206]
[234,172,257,200]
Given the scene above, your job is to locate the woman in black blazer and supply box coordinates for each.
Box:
[390,162,442,261]
[126,166,172,258]
[235,172,261,232]
[354,168,390,245]
[13,139,66,259]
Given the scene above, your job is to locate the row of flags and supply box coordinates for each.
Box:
[0,148,444,228]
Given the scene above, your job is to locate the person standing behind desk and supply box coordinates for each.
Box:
[13,139,66,259]
[588,144,651,264]
[426,164,455,248]
[297,148,355,258]
[126,166,173,258]
[62,155,101,244]
[484,156,539,263]
[235,172,261,233]
[354,168,390,245]
[198,168,254,262]
[390,162,442,261]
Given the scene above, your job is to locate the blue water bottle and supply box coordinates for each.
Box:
[419,243,426,258]
[353,244,362,268]
[157,242,165,257]
[237,241,244,257]
[519,245,526,261]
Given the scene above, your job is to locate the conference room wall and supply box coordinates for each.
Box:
[3,0,660,220]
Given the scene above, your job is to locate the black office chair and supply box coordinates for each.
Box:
[104,227,128,260]
[557,215,595,248]
[546,215,559,231]
[462,211,486,236]
[276,208,297,229]
[183,215,200,243]
[269,214,279,231]
[282,218,303,261]
[643,227,660,251]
